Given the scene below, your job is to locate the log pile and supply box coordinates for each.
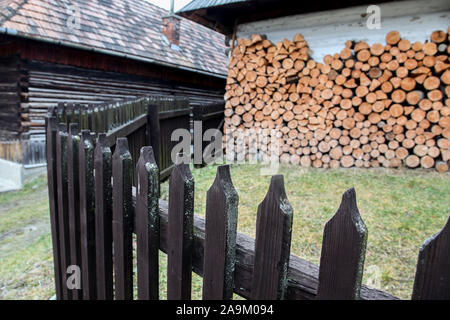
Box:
[224,29,450,172]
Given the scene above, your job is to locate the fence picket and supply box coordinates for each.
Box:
[147,103,160,170]
[167,161,194,300]
[202,165,238,300]
[94,133,113,300]
[56,123,71,299]
[251,175,293,300]
[316,188,368,300]
[412,215,450,300]
[136,146,160,300]
[112,138,134,300]
[45,110,62,299]
[79,130,97,299]
[67,123,82,299]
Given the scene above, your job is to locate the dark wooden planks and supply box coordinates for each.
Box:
[45,109,62,299]
[136,146,160,300]
[67,123,82,299]
[202,165,238,300]
[412,215,450,300]
[251,175,293,300]
[147,103,160,170]
[192,102,225,168]
[316,188,368,300]
[79,130,96,299]
[151,199,397,300]
[56,123,71,299]
[112,138,134,300]
[94,133,113,300]
[167,162,194,300]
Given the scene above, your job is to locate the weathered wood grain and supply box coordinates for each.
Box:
[167,162,194,300]
[202,165,238,300]
[45,109,62,299]
[112,138,134,300]
[67,123,82,299]
[94,133,113,300]
[136,146,160,300]
[56,123,71,299]
[251,175,293,300]
[316,188,368,300]
[79,130,96,300]
[412,215,450,300]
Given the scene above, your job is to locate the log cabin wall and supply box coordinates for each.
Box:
[224,1,450,172]
[0,55,22,162]
[0,35,226,165]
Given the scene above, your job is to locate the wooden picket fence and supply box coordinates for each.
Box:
[50,96,191,183]
[46,110,449,299]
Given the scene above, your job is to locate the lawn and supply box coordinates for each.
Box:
[0,165,448,300]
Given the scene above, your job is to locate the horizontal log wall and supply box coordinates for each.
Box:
[0,55,21,139]
[22,61,224,137]
[0,60,224,163]
[224,28,450,172]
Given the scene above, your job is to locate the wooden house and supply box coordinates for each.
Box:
[0,0,228,173]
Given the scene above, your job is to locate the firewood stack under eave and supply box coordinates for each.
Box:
[224,29,450,172]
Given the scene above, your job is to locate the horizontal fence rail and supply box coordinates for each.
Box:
[46,114,450,299]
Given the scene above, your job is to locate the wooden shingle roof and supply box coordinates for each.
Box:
[0,0,228,77]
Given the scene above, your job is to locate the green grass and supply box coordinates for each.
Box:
[0,174,54,299]
[1,165,448,300]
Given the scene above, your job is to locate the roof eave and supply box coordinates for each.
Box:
[0,27,227,80]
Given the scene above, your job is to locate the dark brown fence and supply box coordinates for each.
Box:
[45,120,450,299]
[50,96,191,183]
[192,102,225,167]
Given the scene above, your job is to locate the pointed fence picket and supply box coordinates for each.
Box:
[316,188,368,300]
[45,118,449,300]
[136,146,160,300]
[79,130,96,300]
[45,108,62,300]
[202,165,238,300]
[412,216,450,300]
[94,133,113,300]
[67,123,82,300]
[167,161,195,300]
[251,175,293,300]
[55,123,71,300]
[112,138,134,300]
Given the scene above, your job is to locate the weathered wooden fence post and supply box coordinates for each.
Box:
[136,146,160,300]
[79,130,96,300]
[412,216,450,300]
[56,123,71,300]
[94,133,113,300]
[202,165,238,300]
[251,175,293,300]
[67,123,82,299]
[167,160,194,300]
[46,108,62,299]
[112,138,134,300]
[316,188,368,300]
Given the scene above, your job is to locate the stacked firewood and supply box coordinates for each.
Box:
[224,29,450,172]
